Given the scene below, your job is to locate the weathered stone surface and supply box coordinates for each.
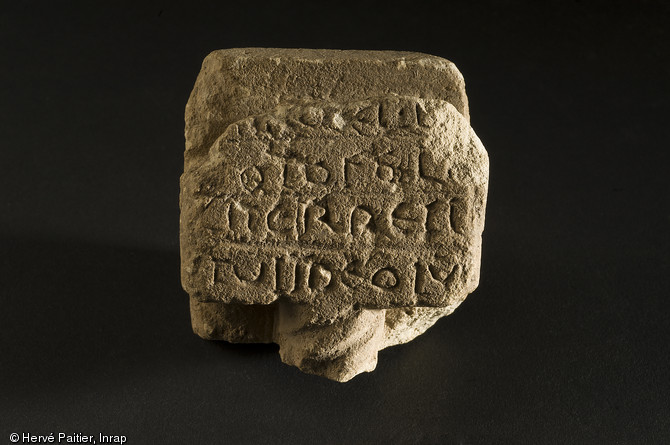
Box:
[181,48,488,381]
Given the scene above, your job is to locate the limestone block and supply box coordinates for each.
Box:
[181,48,488,381]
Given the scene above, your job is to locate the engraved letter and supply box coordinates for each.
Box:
[351,206,375,237]
[391,202,426,238]
[268,199,297,239]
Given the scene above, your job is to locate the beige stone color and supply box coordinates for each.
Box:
[181,48,488,381]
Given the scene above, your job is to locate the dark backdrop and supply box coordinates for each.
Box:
[1,1,669,444]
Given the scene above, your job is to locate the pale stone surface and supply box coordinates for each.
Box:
[181,48,488,381]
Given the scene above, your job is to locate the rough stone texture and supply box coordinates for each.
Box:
[181,48,488,381]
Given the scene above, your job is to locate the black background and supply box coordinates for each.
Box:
[2,1,669,443]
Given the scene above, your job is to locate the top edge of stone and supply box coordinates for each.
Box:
[205,48,460,71]
[184,48,470,168]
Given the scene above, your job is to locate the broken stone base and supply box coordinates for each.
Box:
[191,299,458,382]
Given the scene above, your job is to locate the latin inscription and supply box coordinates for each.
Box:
[185,96,484,307]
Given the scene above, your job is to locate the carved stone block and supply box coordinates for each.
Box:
[181,48,488,381]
